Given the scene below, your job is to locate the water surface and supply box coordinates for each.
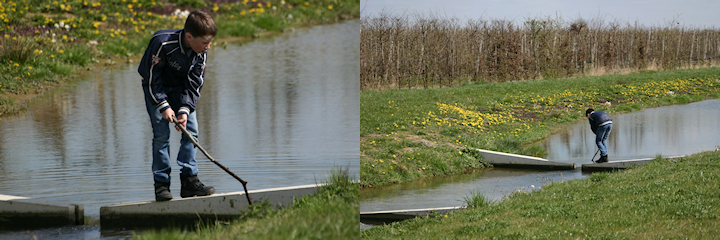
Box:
[360,168,581,212]
[543,99,720,164]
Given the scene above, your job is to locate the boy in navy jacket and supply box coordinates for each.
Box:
[586,108,613,163]
[139,10,216,201]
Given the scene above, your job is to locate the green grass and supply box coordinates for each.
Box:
[462,190,494,209]
[216,19,258,38]
[253,14,287,32]
[0,0,360,116]
[362,151,720,238]
[134,167,359,240]
[361,67,720,188]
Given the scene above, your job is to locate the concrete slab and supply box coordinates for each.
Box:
[0,194,84,229]
[581,156,684,172]
[360,207,463,225]
[100,183,322,229]
[476,149,576,170]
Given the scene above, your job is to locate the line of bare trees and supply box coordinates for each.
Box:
[360,12,720,90]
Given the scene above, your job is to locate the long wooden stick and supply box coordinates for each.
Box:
[172,115,252,205]
[591,148,600,163]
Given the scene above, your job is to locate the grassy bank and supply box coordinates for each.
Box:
[0,0,359,116]
[134,168,358,239]
[360,67,720,188]
[362,151,720,238]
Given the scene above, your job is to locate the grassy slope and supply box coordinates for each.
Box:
[361,67,720,188]
[0,0,360,116]
[362,151,720,239]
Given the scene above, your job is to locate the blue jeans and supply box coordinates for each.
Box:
[145,96,199,183]
[596,123,612,157]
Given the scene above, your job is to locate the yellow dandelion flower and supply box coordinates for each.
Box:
[58,49,64,54]
[328,5,333,9]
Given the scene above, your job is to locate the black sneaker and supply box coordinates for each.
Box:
[596,155,608,163]
[180,174,215,198]
[154,180,173,202]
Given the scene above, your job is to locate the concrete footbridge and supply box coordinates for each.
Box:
[475,148,681,172]
[2,184,323,229]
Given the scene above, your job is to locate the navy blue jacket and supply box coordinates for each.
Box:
[588,111,613,134]
[139,29,206,116]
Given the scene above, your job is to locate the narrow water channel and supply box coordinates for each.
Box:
[543,98,720,164]
[360,98,720,225]
[0,20,359,239]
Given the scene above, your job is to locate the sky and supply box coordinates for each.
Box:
[360,0,720,28]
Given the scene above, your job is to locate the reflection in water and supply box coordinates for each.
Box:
[0,67,150,218]
[197,19,360,188]
[0,19,359,233]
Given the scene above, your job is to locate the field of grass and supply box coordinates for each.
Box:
[0,0,359,116]
[360,67,720,188]
[134,168,359,240]
[362,151,720,239]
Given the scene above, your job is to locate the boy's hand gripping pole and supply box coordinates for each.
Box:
[172,115,252,205]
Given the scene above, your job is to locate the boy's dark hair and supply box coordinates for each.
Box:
[184,10,217,37]
[586,108,594,116]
